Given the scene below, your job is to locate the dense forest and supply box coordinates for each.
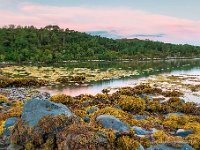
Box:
[0,25,200,62]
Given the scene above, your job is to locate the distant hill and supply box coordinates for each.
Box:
[0,25,200,62]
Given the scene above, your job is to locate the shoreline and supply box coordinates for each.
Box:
[0,57,199,66]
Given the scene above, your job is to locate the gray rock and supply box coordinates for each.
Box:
[96,114,130,132]
[83,116,90,122]
[135,115,146,120]
[10,98,79,149]
[138,144,145,150]
[132,126,150,135]
[22,98,78,127]
[146,143,194,150]
[1,102,7,106]
[7,144,23,150]
[150,128,158,134]
[173,129,194,138]
[3,117,18,136]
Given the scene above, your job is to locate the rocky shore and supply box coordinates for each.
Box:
[1,81,200,149]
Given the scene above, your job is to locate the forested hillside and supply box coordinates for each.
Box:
[0,25,200,62]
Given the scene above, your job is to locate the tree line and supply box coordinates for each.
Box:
[0,25,200,62]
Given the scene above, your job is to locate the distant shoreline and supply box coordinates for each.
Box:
[0,57,199,66]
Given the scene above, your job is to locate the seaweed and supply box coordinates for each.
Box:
[116,135,140,150]
[49,94,74,105]
[0,94,8,103]
[118,95,146,114]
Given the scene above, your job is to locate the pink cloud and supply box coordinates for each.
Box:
[1,2,200,45]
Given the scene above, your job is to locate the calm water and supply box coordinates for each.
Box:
[39,59,200,100]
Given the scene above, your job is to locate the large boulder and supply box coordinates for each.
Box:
[21,98,78,127]
[10,98,79,149]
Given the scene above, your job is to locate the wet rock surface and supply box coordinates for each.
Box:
[21,98,78,127]
[132,126,151,135]
[96,115,130,132]
[172,129,194,138]
[3,117,18,136]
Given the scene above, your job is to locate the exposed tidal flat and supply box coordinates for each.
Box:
[0,59,200,149]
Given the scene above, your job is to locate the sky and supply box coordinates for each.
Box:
[1,0,200,45]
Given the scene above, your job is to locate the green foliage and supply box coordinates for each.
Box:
[0,25,199,63]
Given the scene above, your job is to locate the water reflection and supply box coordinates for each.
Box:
[39,59,200,97]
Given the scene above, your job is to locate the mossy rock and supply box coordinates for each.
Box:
[147,100,162,112]
[96,114,130,132]
[163,97,186,112]
[116,135,140,150]
[163,115,190,129]
[58,124,115,150]
[185,133,200,149]
[0,77,48,88]
[118,95,146,114]
[0,107,22,121]
[90,107,133,127]
[10,98,79,149]
[49,94,74,105]
[162,90,183,97]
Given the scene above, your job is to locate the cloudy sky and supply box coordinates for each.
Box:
[1,0,200,45]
